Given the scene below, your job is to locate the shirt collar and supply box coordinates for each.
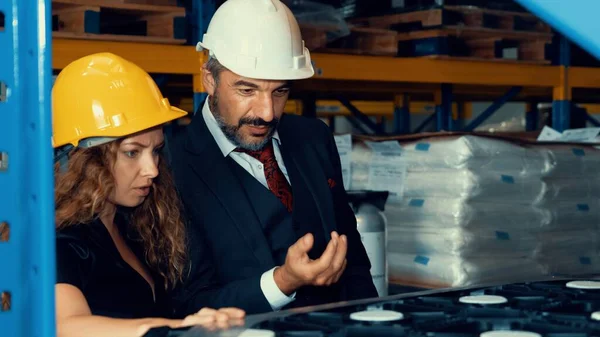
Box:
[201,98,282,158]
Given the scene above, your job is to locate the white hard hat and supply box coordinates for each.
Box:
[197,0,314,80]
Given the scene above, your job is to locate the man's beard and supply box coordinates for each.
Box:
[209,93,279,151]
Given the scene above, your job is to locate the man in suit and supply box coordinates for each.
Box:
[168,0,378,316]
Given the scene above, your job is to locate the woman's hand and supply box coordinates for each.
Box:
[179,307,245,330]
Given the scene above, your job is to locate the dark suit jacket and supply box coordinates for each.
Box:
[167,111,378,316]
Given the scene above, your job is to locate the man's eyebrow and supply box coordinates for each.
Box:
[275,82,291,90]
[233,80,260,88]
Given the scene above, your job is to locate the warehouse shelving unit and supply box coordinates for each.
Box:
[52,35,600,134]
[4,0,600,337]
[1,0,55,337]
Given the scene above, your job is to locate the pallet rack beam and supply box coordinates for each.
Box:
[413,113,436,134]
[338,97,384,134]
[53,38,202,74]
[393,94,410,134]
[310,53,559,87]
[463,86,523,132]
[0,0,55,336]
[435,84,453,131]
[551,35,571,132]
[586,113,600,127]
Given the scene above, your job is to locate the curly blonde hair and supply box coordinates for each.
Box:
[54,141,187,290]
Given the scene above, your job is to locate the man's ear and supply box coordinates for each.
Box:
[201,63,216,96]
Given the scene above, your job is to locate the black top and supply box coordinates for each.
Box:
[56,217,173,319]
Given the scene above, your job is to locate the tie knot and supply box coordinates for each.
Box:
[234,142,275,164]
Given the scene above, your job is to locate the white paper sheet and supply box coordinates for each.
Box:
[560,128,600,143]
[537,126,562,142]
[365,141,406,201]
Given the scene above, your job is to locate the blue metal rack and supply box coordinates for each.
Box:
[191,0,216,113]
[0,0,55,337]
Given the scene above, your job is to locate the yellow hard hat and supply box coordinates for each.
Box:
[52,52,188,148]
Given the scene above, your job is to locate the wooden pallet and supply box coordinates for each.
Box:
[349,6,552,34]
[308,5,554,64]
[310,25,551,64]
[395,26,552,64]
[52,0,186,44]
[329,27,399,56]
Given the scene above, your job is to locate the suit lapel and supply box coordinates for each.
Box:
[279,118,337,241]
[184,116,275,268]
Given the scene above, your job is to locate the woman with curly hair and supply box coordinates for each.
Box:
[52,53,244,337]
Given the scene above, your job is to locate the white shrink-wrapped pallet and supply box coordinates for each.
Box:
[385,198,551,231]
[388,226,540,258]
[387,252,545,288]
[540,178,600,202]
[345,133,600,288]
[543,145,600,178]
[536,199,600,230]
[401,170,545,203]
[350,135,549,180]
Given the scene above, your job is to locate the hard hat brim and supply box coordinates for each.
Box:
[52,106,188,149]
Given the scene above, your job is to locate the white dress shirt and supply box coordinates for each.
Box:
[201,99,296,310]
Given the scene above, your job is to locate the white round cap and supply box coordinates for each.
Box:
[566,280,600,289]
[481,331,542,337]
[459,295,508,304]
[349,310,404,322]
[591,311,600,321]
[237,329,275,337]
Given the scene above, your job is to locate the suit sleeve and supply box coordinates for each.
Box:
[321,124,379,301]
[170,209,273,316]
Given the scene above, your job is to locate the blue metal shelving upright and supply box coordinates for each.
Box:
[191,0,216,113]
[0,0,56,336]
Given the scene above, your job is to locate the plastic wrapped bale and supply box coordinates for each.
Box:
[352,164,547,203]
[537,253,600,277]
[543,145,600,178]
[384,197,551,231]
[539,178,600,202]
[351,135,549,176]
[387,252,544,288]
[401,170,545,203]
[537,199,600,230]
[387,226,539,258]
[534,227,600,277]
[535,229,600,257]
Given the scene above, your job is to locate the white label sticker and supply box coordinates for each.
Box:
[334,134,352,189]
[367,153,407,202]
[537,126,562,142]
[537,126,600,143]
[360,231,387,297]
[364,141,403,156]
[560,128,600,143]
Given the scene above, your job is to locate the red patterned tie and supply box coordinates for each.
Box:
[235,142,293,212]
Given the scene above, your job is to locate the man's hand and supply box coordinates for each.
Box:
[274,231,348,295]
